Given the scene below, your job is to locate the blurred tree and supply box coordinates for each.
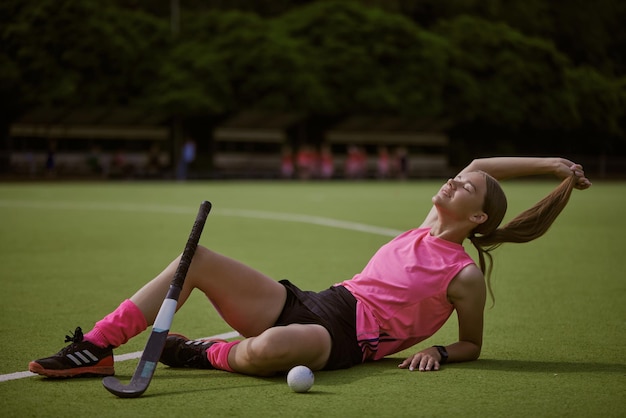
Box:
[358,0,626,77]
[201,11,325,112]
[112,0,315,18]
[433,14,625,155]
[108,0,626,79]
[433,16,577,130]
[2,0,624,164]
[140,38,230,115]
[544,0,626,76]
[144,9,326,115]
[0,0,168,113]
[566,67,626,138]
[274,1,452,117]
[153,2,454,118]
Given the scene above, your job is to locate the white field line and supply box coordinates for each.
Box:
[0,200,403,383]
[0,200,403,237]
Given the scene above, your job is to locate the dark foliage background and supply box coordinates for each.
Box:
[2,0,624,167]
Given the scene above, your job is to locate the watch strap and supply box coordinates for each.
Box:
[433,345,448,364]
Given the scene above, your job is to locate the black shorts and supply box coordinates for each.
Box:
[274,280,363,370]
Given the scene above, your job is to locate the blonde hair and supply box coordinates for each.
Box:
[468,173,577,303]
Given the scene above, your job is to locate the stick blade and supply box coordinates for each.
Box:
[102,333,166,398]
[102,376,148,398]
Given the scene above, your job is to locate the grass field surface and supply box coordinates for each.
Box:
[0,179,624,417]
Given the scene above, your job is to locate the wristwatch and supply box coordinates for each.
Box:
[433,345,448,364]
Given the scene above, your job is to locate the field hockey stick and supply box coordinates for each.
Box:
[102,200,212,398]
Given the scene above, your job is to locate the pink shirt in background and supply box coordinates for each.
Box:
[340,228,475,361]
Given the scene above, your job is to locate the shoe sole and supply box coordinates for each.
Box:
[28,360,115,378]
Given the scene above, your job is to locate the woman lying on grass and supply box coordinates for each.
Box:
[30,157,591,377]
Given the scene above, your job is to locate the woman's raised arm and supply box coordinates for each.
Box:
[460,157,592,189]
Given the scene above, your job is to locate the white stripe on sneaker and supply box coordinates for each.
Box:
[186,341,210,347]
[66,354,82,366]
[66,350,98,366]
[74,351,90,363]
[83,350,99,362]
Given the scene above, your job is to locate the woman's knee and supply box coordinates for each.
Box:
[191,245,213,264]
[244,330,290,365]
[244,325,331,371]
[185,246,216,285]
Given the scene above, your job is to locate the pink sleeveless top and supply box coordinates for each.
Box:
[340,227,475,361]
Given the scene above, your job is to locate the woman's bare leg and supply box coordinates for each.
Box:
[228,324,332,376]
[130,246,287,337]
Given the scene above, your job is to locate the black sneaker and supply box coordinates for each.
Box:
[160,333,226,369]
[29,327,114,378]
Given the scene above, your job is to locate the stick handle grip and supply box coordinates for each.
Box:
[170,201,212,291]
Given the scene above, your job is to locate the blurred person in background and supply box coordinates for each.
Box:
[177,138,196,181]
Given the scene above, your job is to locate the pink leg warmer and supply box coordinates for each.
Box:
[84,299,147,348]
[207,341,240,372]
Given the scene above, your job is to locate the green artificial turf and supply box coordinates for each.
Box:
[0,180,624,417]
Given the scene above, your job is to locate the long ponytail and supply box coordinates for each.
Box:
[469,174,577,303]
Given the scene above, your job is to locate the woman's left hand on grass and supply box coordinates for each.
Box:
[398,348,442,372]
